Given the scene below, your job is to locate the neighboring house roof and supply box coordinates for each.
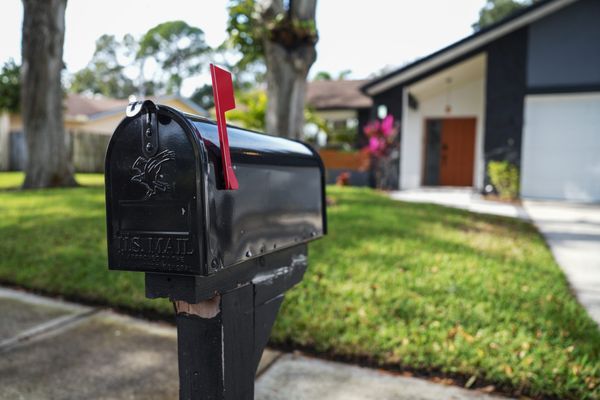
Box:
[306,80,373,110]
[65,93,128,121]
[171,96,210,117]
[362,0,578,95]
[64,93,208,121]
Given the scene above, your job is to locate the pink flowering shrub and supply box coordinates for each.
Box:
[361,115,400,189]
[363,115,399,157]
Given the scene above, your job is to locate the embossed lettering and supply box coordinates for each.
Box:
[176,238,185,254]
[185,238,194,255]
[152,237,163,253]
[117,234,193,256]
[164,238,173,254]
[132,237,142,252]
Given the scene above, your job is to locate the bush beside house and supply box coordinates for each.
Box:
[488,161,520,200]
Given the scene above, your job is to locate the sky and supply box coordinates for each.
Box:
[0,0,486,97]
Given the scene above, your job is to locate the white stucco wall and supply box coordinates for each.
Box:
[400,77,486,190]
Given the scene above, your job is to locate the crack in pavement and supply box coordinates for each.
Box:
[0,308,100,353]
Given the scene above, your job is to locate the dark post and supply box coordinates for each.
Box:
[150,246,308,400]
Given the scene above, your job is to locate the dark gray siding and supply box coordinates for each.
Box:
[527,0,600,90]
[423,120,441,186]
[484,28,528,179]
[371,87,402,190]
[355,108,370,149]
[372,85,403,121]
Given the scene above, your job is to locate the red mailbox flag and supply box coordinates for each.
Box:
[210,63,239,190]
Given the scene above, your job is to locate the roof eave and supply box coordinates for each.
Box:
[362,0,577,96]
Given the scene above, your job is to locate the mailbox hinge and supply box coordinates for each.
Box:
[141,110,159,157]
[126,100,160,158]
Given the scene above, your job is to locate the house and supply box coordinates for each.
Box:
[361,0,600,202]
[306,80,372,148]
[0,93,207,171]
[305,80,374,186]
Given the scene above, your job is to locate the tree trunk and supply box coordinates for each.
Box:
[21,0,77,188]
[260,0,317,139]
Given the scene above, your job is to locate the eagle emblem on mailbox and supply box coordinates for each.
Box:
[131,149,175,200]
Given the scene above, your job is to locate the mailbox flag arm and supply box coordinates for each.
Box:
[210,64,239,190]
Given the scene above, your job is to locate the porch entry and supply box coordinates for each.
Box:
[423,118,476,187]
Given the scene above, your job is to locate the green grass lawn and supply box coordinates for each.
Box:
[0,172,27,189]
[0,173,598,399]
[0,172,105,189]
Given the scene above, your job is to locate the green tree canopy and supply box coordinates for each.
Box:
[190,84,215,111]
[313,69,352,81]
[70,34,137,98]
[138,20,210,95]
[227,89,267,131]
[70,22,210,99]
[313,71,332,81]
[473,0,533,31]
[226,0,264,71]
[0,59,20,113]
[337,69,352,80]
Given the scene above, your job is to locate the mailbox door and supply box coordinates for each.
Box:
[105,109,208,275]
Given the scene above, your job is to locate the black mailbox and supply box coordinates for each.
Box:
[105,86,326,400]
[106,101,325,277]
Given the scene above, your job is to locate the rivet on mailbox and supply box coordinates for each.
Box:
[105,64,327,400]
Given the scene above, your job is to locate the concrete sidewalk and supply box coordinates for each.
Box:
[0,287,509,400]
[390,188,528,220]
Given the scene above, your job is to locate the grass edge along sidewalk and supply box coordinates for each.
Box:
[0,173,598,399]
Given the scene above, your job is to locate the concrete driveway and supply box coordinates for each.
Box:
[523,200,600,326]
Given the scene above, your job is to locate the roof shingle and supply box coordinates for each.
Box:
[64,93,129,119]
[306,80,373,110]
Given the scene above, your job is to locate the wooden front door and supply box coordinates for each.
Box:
[439,118,476,186]
[424,118,476,187]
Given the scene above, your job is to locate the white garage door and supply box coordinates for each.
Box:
[521,93,600,202]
